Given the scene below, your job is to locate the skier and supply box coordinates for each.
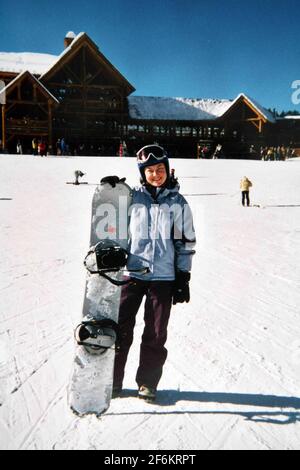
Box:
[170,168,179,189]
[32,138,38,156]
[74,170,85,185]
[16,140,23,155]
[56,139,61,156]
[61,138,67,156]
[38,140,46,157]
[240,176,253,207]
[103,145,196,402]
[212,143,222,159]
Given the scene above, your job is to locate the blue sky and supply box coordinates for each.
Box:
[1,0,300,111]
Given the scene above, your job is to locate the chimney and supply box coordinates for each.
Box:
[64,31,76,49]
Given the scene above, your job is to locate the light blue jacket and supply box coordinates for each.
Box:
[127,185,196,281]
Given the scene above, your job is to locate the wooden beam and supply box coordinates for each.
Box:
[86,67,102,85]
[5,99,53,107]
[37,103,49,115]
[83,46,87,84]
[65,64,82,84]
[246,117,264,133]
[48,82,121,90]
[48,101,53,153]
[6,102,17,114]
[242,97,267,123]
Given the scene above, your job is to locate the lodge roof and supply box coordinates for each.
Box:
[128,93,276,123]
[40,32,135,95]
[128,96,233,121]
[0,52,58,75]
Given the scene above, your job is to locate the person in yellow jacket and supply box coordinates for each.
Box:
[32,138,38,156]
[240,176,253,206]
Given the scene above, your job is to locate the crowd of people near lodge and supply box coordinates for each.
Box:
[259,145,298,160]
[1,138,127,157]
[0,138,298,160]
[197,143,298,160]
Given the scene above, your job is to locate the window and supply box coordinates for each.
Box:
[182,127,191,136]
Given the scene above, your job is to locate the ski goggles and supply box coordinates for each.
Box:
[136,145,167,163]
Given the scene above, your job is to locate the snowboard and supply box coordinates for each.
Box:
[68,180,132,417]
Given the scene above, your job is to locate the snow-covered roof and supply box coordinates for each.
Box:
[128,96,233,121]
[128,93,275,123]
[0,32,84,77]
[0,52,58,75]
[281,115,300,120]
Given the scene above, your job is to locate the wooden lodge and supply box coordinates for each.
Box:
[1,32,299,158]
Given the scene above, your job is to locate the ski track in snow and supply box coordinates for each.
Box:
[1,155,300,450]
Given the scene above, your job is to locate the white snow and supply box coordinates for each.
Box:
[65,32,76,39]
[0,155,300,450]
[282,115,300,120]
[0,52,58,75]
[128,94,275,123]
[128,96,233,121]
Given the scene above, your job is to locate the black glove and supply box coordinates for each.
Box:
[101,176,126,188]
[173,271,191,305]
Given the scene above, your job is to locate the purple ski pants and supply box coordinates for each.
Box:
[113,278,174,390]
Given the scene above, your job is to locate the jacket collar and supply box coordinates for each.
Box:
[142,183,180,202]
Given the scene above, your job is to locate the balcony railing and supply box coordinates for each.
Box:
[6,118,48,132]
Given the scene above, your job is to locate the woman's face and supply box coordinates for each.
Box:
[144,163,168,187]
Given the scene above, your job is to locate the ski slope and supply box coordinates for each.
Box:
[0,155,300,450]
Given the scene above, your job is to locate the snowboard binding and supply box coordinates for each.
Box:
[84,240,149,286]
[75,319,119,355]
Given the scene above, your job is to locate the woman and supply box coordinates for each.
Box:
[104,145,196,402]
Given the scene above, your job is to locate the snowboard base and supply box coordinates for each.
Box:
[68,181,132,417]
